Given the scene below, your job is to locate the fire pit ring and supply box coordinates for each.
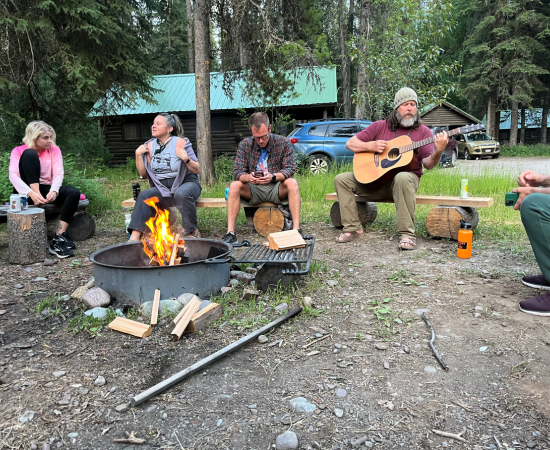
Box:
[90,239,231,305]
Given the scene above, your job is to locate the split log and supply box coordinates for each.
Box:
[426,206,479,240]
[268,229,305,250]
[171,297,201,340]
[8,208,47,265]
[173,295,201,324]
[329,201,377,228]
[186,303,223,332]
[108,317,152,338]
[169,234,180,266]
[150,289,161,326]
[253,207,284,236]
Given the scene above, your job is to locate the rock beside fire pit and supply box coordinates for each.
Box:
[176,293,201,306]
[81,287,111,308]
[141,300,182,319]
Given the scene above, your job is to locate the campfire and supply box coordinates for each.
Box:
[141,197,187,266]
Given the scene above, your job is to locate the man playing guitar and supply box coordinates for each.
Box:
[334,87,448,249]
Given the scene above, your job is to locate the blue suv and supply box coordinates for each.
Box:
[288,118,373,174]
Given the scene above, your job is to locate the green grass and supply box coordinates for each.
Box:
[68,309,118,338]
[500,144,550,157]
[84,158,530,250]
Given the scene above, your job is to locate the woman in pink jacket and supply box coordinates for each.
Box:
[9,121,80,258]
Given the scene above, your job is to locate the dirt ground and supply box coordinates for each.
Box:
[0,223,549,450]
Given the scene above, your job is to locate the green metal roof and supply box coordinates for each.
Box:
[93,67,336,116]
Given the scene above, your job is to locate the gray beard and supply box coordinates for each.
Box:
[397,111,416,128]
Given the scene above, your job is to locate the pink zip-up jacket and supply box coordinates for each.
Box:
[9,144,64,195]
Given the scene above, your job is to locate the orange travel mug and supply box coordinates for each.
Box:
[457,219,473,259]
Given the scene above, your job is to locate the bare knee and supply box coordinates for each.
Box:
[228,181,243,196]
[283,178,299,194]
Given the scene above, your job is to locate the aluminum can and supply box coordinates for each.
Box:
[10,194,22,212]
[224,188,229,200]
[20,195,28,209]
[460,179,469,199]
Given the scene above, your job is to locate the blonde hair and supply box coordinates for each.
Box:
[23,121,56,148]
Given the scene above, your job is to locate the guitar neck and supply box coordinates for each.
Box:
[399,129,460,154]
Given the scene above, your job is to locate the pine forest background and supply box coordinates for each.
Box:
[1,0,550,181]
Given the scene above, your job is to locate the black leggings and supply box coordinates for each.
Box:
[18,149,80,224]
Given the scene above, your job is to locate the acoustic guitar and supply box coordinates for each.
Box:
[352,123,486,188]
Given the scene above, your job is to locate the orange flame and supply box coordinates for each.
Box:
[141,197,178,266]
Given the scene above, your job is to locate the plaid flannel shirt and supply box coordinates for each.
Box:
[233,134,296,181]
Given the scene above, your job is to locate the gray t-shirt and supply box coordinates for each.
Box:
[150,137,198,180]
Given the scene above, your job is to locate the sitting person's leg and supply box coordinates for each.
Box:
[277,178,301,230]
[223,180,252,243]
[334,172,393,242]
[18,149,41,187]
[173,182,202,236]
[128,187,168,241]
[519,193,550,315]
[51,185,81,248]
[391,172,419,250]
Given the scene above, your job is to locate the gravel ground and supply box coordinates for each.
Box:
[1,223,550,450]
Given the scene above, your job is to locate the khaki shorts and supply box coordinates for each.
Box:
[240,182,288,207]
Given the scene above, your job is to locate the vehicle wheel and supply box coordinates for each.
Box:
[464,149,470,160]
[309,154,332,175]
[450,151,457,167]
[492,154,500,159]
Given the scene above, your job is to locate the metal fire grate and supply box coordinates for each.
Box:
[230,236,315,275]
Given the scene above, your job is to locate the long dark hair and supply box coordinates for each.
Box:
[386,109,422,132]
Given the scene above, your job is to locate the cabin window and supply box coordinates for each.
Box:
[123,123,140,140]
[211,117,231,132]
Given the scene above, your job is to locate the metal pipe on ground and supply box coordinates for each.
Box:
[130,307,303,407]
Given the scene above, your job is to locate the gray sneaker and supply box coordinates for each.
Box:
[222,232,237,244]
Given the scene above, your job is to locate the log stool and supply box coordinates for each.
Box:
[8,207,48,264]
[329,201,378,229]
[243,202,285,236]
[425,206,479,240]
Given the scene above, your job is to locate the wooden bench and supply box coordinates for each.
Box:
[0,200,95,241]
[325,193,494,240]
[122,198,286,236]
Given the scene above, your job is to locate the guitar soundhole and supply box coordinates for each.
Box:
[388,147,400,159]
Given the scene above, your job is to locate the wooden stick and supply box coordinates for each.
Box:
[431,428,467,443]
[151,289,161,325]
[113,431,145,444]
[186,303,223,332]
[131,307,302,406]
[169,234,180,266]
[302,334,330,349]
[173,295,200,324]
[422,313,449,371]
[108,317,151,338]
[171,298,201,340]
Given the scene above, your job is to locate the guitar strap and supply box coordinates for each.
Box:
[395,129,412,138]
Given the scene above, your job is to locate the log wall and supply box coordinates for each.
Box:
[102,106,335,165]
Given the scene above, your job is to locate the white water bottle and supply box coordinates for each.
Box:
[125,213,132,238]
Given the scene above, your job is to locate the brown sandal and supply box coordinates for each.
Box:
[336,231,364,243]
[185,229,201,238]
[399,237,416,250]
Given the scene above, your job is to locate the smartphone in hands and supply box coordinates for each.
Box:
[505,192,519,207]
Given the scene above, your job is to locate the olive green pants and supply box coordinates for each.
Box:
[521,193,550,281]
[334,171,420,238]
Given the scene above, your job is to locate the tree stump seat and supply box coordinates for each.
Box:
[0,199,95,241]
[324,193,494,240]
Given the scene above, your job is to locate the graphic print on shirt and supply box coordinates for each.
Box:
[151,152,172,174]
[257,148,269,175]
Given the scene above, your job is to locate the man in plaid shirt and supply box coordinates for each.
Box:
[223,112,302,243]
